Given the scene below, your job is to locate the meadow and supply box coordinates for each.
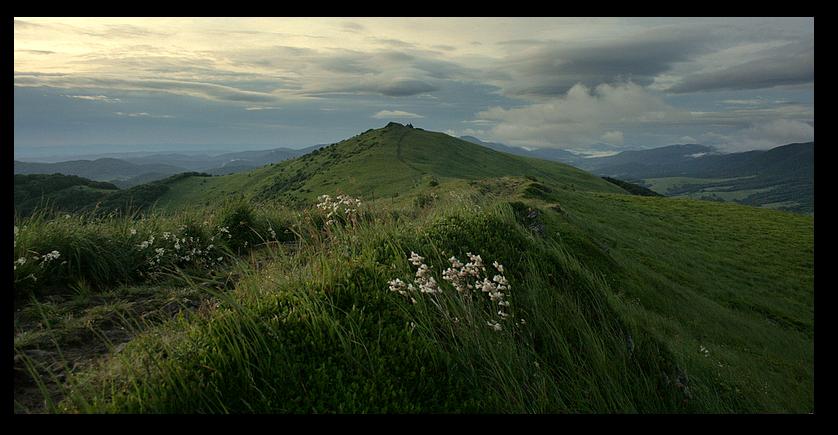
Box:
[14,171,814,413]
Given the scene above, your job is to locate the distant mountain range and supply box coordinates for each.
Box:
[14,144,325,188]
[14,133,813,214]
[461,136,813,214]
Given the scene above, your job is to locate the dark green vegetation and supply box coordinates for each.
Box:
[14,172,215,218]
[14,124,813,413]
[617,143,814,214]
[14,174,119,217]
[601,177,663,197]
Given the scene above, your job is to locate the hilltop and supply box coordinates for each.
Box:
[151,122,625,211]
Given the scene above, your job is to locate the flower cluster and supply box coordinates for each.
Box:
[13,248,66,281]
[388,251,518,332]
[134,225,227,273]
[316,194,362,226]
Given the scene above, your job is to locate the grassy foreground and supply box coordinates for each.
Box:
[13,174,813,413]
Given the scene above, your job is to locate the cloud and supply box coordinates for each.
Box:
[372,110,424,119]
[221,47,463,98]
[667,41,814,93]
[341,22,365,33]
[114,111,174,118]
[601,130,624,145]
[722,99,765,106]
[13,20,43,30]
[477,82,681,148]
[377,79,437,97]
[245,106,281,111]
[16,49,55,55]
[17,74,288,104]
[493,25,720,99]
[702,119,814,151]
[64,94,121,103]
[370,37,416,48]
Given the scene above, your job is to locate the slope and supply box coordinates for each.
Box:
[153,123,624,211]
[14,173,120,217]
[15,125,813,413]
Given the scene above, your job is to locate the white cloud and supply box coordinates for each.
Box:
[477,82,682,148]
[114,111,174,118]
[702,119,813,152]
[371,110,424,119]
[64,94,121,103]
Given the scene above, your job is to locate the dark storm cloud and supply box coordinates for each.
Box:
[499,25,720,98]
[667,41,814,93]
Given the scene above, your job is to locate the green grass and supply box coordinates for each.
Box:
[13,125,814,413]
[43,194,682,413]
[152,124,624,213]
[521,187,813,412]
[643,176,752,194]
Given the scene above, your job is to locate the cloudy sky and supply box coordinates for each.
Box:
[14,17,814,158]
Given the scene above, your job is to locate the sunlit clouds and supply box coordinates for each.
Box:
[14,17,814,154]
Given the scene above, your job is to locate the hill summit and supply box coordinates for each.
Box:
[152,123,625,210]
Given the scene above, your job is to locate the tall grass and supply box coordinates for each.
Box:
[17,179,813,413]
[52,196,688,413]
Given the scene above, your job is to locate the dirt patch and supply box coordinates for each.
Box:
[13,285,220,413]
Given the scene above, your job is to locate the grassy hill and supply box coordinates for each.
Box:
[14,174,120,217]
[13,124,813,413]
[152,123,624,211]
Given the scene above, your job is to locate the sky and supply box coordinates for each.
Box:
[14,17,814,158]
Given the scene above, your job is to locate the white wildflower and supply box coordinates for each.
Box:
[388,278,406,293]
[409,251,424,266]
[130,228,137,235]
[41,250,61,262]
[487,320,502,332]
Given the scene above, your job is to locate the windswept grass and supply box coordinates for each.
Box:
[15,172,813,413]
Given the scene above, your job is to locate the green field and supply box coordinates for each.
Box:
[14,124,814,413]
